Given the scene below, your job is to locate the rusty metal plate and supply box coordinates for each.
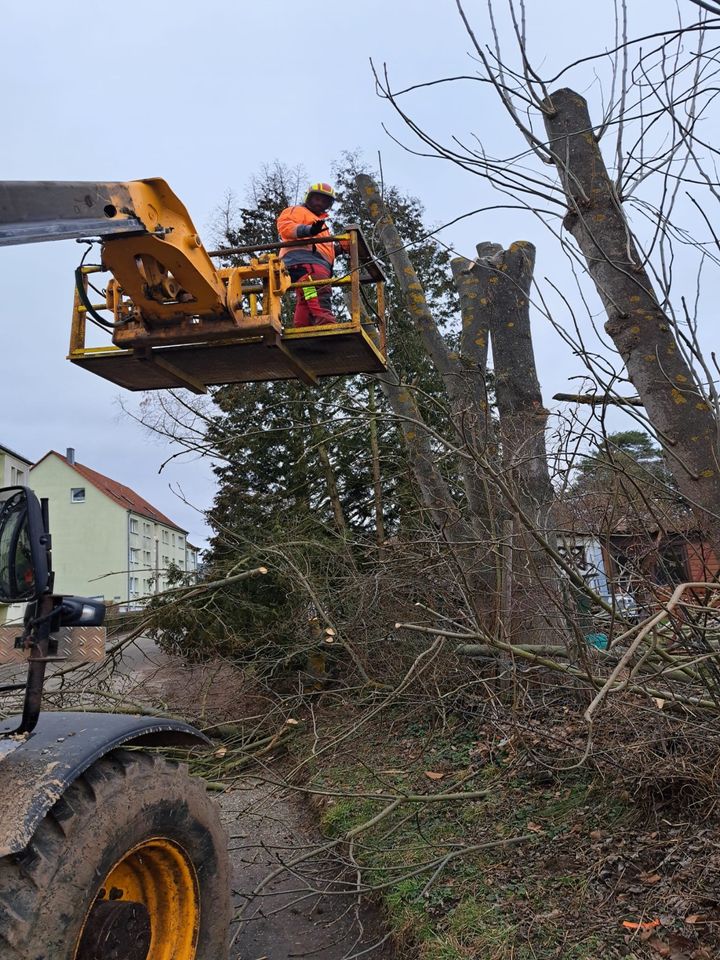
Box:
[0,626,106,664]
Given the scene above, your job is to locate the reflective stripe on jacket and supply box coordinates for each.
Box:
[277,205,336,267]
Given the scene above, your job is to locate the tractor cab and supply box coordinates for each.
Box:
[68,223,386,394]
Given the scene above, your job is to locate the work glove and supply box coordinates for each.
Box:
[308,219,326,236]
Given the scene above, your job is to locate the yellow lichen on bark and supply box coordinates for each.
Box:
[671,388,688,405]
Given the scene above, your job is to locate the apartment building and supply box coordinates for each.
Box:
[30,448,199,606]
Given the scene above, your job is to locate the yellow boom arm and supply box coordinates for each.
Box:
[0,178,386,393]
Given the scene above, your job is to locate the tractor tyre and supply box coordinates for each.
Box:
[0,749,230,960]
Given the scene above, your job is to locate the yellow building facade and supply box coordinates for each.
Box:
[30,449,198,607]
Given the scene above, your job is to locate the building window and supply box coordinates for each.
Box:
[129,548,140,564]
[172,533,176,547]
[143,550,151,564]
[143,522,152,539]
[70,487,86,503]
[129,518,139,534]
[162,530,169,544]
[129,576,140,596]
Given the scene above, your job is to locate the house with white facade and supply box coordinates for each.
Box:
[30,448,199,607]
[0,442,32,487]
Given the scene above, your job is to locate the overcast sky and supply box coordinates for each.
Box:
[2,0,716,549]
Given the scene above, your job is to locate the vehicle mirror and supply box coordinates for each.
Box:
[0,487,50,603]
[59,596,105,627]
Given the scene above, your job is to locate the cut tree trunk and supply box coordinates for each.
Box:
[543,87,720,547]
[480,242,554,529]
[477,241,565,643]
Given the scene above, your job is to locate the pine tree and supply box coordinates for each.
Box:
[155,158,468,660]
[572,430,678,496]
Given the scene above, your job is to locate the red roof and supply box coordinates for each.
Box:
[31,451,185,532]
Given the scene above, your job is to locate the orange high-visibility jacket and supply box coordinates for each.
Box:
[277,206,336,267]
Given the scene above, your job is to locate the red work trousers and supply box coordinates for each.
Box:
[287,261,336,327]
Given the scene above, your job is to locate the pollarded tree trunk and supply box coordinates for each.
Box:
[543,88,720,547]
[479,242,554,528]
[450,254,495,525]
[476,241,564,642]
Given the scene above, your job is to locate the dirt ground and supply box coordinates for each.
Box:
[117,635,397,960]
[221,778,395,960]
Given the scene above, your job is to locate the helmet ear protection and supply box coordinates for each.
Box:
[304,182,336,204]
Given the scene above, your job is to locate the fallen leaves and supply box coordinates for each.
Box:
[645,931,700,959]
[641,873,662,886]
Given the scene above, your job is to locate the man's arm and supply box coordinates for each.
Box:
[277,207,325,241]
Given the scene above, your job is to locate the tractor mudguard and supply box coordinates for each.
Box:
[0,710,210,856]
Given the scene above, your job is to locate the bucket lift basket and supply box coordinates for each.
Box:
[69,226,386,393]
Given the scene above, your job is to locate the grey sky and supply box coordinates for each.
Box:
[2,0,715,548]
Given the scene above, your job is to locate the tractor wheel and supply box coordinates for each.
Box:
[0,749,230,960]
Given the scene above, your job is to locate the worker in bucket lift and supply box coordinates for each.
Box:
[277,182,347,327]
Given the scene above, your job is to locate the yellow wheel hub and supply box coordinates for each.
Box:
[75,837,200,960]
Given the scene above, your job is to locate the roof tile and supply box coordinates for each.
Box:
[33,452,185,531]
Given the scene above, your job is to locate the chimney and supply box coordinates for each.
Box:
[66,447,75,466]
